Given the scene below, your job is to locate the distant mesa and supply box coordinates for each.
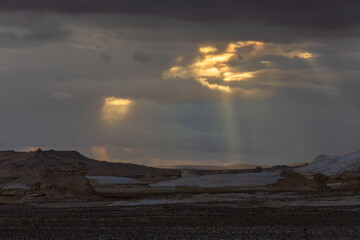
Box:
[0,149,179,178]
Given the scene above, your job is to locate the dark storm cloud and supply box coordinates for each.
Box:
[1,0,359,31]
[100,53,112,62]
[1,1,360,166]
[132,51,153,63]
[0,13,70,47]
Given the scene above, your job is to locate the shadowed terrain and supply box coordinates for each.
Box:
[1,198,360,240]
[0,149,179,178]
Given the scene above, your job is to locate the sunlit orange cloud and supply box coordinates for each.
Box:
[223,72,257,82]
[101,97,132,123]
[199,46,217,54]
[163,40,315,98]
[164,41,264,95]
[297,52,313,59]
[257,43,316,59]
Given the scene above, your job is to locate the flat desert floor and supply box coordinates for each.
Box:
[1,190,360,239]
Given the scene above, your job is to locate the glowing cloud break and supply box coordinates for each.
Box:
[101,97,132,122]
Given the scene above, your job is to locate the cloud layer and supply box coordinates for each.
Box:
[1,1,359,31]
[1,3,360,166]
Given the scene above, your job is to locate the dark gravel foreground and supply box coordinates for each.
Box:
[1,202,360,239]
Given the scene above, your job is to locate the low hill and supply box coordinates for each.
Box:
[296,151,360,177]
[0,149,180,178]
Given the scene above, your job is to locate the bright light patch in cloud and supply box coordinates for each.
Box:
[164,41,264,95]
[223,72,256,82]
[199,46,217,54]
[163,41,315,98]
[101,97,132,122]
[297,52,313,59]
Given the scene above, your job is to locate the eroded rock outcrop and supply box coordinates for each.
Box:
[266,172,314,191]
[336,168,360,189]
[312,173,330,190]
[181,168,199,177]
[22,163,96,202]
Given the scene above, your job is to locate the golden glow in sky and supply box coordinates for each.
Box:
[163,41,314,98]
[164,41,263,94]
[297,52,313,59]
[199,46,217,54]
[101,97,132,122]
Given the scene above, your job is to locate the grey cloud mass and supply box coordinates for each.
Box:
[1,1,359,30]
[0,1,360,166]
[133,51,153,63]
[0,13,70,47]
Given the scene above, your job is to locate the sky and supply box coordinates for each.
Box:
[1,1,360,166]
